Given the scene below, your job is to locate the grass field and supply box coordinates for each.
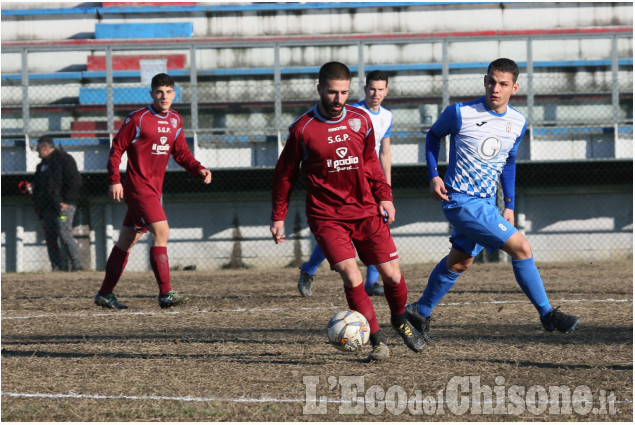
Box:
[1,260,632,421]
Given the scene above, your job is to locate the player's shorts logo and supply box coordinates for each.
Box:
[348,118,361,132]
[336,147,348,158]
[478,136,502,160]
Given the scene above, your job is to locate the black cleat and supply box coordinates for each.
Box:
[297,270,314,297]
[365,282,384,296]
[541,306,579,333]
[405,302,434,343]
[392,318,426,352]
[95,293,128,309]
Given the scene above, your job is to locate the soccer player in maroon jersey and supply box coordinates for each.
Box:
[270,62,426,361]
[95,73,212,310]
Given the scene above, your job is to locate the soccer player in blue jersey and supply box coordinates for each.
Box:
[405,58,580,340]
[297,70,394,297]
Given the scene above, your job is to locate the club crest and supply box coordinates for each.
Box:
[170,118,178,129]
[348,118,361,132]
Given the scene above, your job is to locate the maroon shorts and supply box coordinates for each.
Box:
[122,196,167,233]
[308,214,398,268]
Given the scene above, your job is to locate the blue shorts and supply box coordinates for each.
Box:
[442,192,517,257]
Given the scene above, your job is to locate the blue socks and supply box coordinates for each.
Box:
[512,256,553,318]
[365,265,380,289]
[417,257,461,317]
[301,244,326,275]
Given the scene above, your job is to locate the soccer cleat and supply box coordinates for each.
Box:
[392,319,426,352]
[158,291,190,309]
[405,302,434,343]
[297,270,314,297]
[366,342,390,362]
[541,306,580,333]
[365,282,384,296]
[94,293,128,309]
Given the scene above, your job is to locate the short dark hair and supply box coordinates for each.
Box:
[151,73,175,90]
[37,136,55,148]
[366,70,388,86]
[318,62,351,86]
[487,58,520,82]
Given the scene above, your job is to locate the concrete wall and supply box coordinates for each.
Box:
[2,185,632,273]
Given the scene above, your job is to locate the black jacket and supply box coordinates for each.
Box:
[33,148,82,213]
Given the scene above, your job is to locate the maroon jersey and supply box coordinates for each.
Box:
[107,105,204,199]
[271,104,392,222]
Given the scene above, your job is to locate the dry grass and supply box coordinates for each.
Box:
[1,260,632,421]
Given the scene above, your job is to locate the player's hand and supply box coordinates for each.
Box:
[199,169,212,184]
[378,200,396,225]
[503,208,515,226]
[60,202,69,212]
[430,176,449,201]
[108,183,124,202]
[270,220,286,244]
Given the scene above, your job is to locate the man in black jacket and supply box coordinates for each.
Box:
[31,136,84,271]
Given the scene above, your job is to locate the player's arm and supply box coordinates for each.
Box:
[500,122,527,226]
[379,136,392,186]
[171,127,212,183]
[270,129,302,243]
[107,115,135,202]
[426,104,460,201]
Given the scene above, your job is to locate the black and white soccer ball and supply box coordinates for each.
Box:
[327,310,370,352]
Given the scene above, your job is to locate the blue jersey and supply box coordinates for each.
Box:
[353,100,393,157]
[426,96,527,209]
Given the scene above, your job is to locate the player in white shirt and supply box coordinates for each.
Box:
[297,71,394,297]
[404,58,580,342]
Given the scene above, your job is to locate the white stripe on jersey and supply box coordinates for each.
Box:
[353,100,393,157]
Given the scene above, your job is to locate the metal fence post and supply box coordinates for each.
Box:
[21,48,29,137]
[106,47,114,135]
[190,45,199,155]
[358,41,365,97]
[611,35,620,150]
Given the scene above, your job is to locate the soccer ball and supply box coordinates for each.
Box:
[327,310,370,352]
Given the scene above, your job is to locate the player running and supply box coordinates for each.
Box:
[271,62,426,361]
[298,70,393,297]
[405,58,580,340]
[95,73,212,310]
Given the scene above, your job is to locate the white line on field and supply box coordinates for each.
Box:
[2,391,632,409]
[1,298,631,321]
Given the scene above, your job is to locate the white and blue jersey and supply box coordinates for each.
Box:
[353,100,393,157]
[426,96,527,208]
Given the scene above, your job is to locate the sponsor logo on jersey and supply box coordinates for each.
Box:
[477,135,502,160]
[152,139,170,155]
[328,125,348,133]
[170,118,178,128]
[326,147,359,172]
[160,136,168,145]
[158,127,171,133]
[348,118,361,132]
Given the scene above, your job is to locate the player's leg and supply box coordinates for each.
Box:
[502,231,579,332]
[297,242,325,297]
[146,220,189,308]
[375,259,426,352]
[95,225,142,309]
[364,265,383,296]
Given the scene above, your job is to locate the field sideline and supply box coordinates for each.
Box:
[1,260,632,421]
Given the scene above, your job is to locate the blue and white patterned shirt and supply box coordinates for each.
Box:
[426,96,527,208]
[353,100,393,157]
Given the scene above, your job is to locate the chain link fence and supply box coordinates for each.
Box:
[1,32,632,272]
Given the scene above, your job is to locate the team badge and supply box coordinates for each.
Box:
[505,122,512,133]
[348,118,361,132]
[336,147,348,158]
[170,118,178,128]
